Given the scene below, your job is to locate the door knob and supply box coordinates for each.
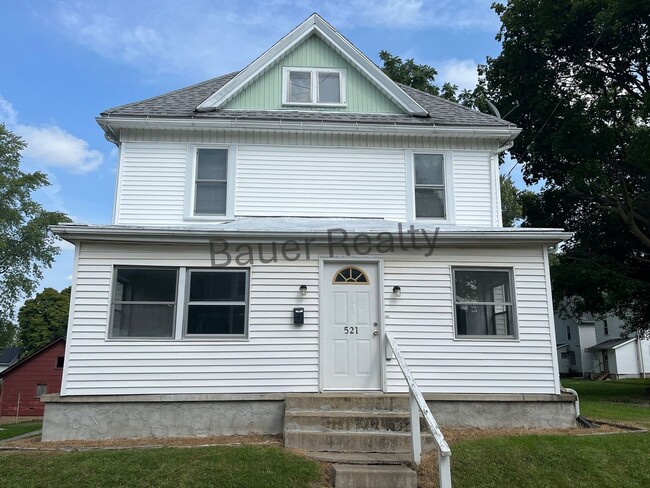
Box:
[373,331,378,336]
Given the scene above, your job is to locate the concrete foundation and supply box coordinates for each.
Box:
[423,393,577,429]
[41,392,577,441]
[41,394,285,441]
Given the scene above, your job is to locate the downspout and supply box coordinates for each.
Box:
[561,386,596,428]
[490,127,516,227]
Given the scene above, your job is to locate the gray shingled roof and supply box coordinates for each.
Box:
[101,71,512,128]
[0,347,22,365]
[588,338,635,350]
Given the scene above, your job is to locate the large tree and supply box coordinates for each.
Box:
[18,287,70,355]
[483,1,650,333]
[0,124,69,322]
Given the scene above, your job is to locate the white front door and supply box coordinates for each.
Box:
[321,262,381,390]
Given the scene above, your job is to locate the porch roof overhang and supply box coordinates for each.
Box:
[52,218,572,246]
[588,337,636,351]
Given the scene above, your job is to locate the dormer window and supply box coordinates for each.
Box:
[283,68,346,106]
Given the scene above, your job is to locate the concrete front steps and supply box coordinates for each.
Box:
[284,393,433,488]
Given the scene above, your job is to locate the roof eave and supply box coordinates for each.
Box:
[96,115,520,140]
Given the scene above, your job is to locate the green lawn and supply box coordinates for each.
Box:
[0,445,322,488]
[442,379,650,487]
[451,432,650,488]
[0,421,42,440]
[562,378,650,428]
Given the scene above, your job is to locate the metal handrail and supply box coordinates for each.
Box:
[385,331,452,488]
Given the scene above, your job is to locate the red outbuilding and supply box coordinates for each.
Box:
[0,338,66,417]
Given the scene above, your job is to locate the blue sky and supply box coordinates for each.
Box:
[1,0,529,300]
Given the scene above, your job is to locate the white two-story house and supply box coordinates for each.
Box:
[46,14,576,442]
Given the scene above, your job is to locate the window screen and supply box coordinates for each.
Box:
[195,149,228,215]
[186,270,248,336]
[110,268,177,338]
[454,268,516,337]
[414,154,445,218]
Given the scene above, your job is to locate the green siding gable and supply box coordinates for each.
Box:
[223,34,404,113]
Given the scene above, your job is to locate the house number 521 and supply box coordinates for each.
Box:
[343,327,358,334]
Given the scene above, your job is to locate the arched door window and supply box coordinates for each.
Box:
[333,266,369,284]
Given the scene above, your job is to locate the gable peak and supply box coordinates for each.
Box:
[195,13,428,116]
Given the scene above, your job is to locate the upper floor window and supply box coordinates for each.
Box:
[603,320,609,335]
[414,153,446,219]
[195,148,228,215]
[453,268,517,339]
[283,68,346,106]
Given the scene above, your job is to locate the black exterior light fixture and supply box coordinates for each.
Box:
[299,285,308,296]
[392,285,401,297]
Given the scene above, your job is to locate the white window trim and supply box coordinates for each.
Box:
[451,266,519,341]
[107,266,179,341]
[405,150,455,223]
[184,145,236,221]
[182,268,251,341]
[282,67,347,107]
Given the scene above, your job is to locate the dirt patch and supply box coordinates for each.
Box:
[0,417,42,425]
[4,434,282,451]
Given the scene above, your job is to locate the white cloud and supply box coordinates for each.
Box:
[321,0,497,30]
[438,59,479,91]
[0,95,103,173]
[50,0,498,79]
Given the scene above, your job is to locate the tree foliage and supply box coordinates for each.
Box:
[379,50,464,101]
[17,287,70,355]
[0,318,18,349]
[0,123,69,322]
[500,175,530,227]
[484,1,650,334]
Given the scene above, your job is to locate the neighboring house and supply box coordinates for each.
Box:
[0,347,22,374]
[554,313,650,378]
[0,339,65,417]
[46,14,575,442]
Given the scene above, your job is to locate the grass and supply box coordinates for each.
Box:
[450,432,650,488]
[562,378,650,428]
[421,379,650,487]
[0,421,42,440]
[0,444,323,488]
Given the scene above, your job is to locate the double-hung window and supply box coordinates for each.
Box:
[185,270,249,338]
[284,68,346,106]
[194,148,229,216]
[414,153,446,219]
[453,268,517,338]
[110,267,178,338]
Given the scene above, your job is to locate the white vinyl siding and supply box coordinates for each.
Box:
[116,142,187,225]
[453,150,496,226]
[63,242,556,396]
[236,146,406,219]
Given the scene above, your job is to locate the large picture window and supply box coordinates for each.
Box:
[453,268,516,338]
[185,270,249,337]
[110,267,178,338]
[194,148,228,215]
[414,153,446,219]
